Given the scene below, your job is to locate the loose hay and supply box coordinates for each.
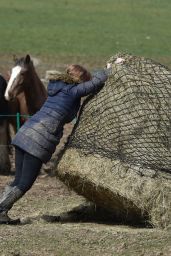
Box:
[56,53,171,228]
[57,149,171,228]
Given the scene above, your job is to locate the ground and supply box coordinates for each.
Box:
[0,173,171,256]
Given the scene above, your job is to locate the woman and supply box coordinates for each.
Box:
[0,64,108,224]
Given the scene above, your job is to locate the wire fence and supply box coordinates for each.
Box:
[1,113,31,130]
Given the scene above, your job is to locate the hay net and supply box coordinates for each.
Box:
[68,53,171,173]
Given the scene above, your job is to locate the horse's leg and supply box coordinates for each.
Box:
[7,99,19,134]
[0,120,11,175]
[8,117,17,134]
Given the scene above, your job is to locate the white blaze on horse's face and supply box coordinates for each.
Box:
[4,66,22,100]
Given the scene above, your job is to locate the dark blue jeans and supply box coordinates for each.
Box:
[10,147,43,193]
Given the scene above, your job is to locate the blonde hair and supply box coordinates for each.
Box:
[66,64,92,83]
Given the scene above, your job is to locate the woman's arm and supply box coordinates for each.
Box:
[70,70,108,97]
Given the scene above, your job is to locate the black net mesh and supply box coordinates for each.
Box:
[68,53,171,172]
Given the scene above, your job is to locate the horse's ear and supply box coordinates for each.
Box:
[25,54,31,64]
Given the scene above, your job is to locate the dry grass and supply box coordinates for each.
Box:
[0,175,171,256]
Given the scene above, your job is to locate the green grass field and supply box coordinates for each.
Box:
[0,0,171,67]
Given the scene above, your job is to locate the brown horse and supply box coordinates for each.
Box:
[5,54,47,132]
[1,55,47,175]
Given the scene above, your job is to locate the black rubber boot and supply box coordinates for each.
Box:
[0,186,24,224]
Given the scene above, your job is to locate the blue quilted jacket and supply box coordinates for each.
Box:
[12,70,108,163]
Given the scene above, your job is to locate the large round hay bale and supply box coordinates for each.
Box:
[56,53,171,228]
[57,149,171,227]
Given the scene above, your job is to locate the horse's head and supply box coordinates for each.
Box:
[4,54,33,101]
